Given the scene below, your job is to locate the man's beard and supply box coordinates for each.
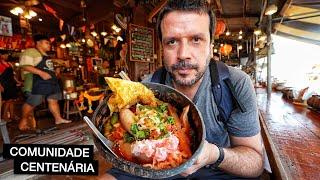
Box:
[165,57,210,87]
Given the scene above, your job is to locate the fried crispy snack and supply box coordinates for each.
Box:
[105,77,157,112]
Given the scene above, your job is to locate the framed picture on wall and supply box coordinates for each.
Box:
[0,16,13,36]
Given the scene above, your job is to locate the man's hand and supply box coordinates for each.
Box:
[39,71,52,80]
[181,140,219,177]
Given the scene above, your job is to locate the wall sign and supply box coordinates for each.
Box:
[129,24,154,63]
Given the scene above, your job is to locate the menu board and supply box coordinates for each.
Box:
[129,24,154,63]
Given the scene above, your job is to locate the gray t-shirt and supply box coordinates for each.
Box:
[143,66,260,148]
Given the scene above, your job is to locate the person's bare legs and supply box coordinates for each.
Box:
[47,99,71,124]
[19,103,35,130]
[2,101,10,121]
[97,173,116,180]
[9,100,19,120]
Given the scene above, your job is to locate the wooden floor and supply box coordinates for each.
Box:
[256,88,320,180]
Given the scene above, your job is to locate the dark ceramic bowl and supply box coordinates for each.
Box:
[92,82,205,179]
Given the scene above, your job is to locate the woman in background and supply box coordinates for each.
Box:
[0,52,21,122]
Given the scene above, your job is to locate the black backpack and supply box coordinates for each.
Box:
[151,60,247,124]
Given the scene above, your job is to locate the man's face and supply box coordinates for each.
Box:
[37,40,51,52]
[161,11,211,86]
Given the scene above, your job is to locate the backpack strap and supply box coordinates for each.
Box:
[151,66,166,84]
[209,61,246,122]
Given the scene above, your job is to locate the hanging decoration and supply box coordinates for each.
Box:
[86,57,93,72]
[220,44,232,56]
[113,0,130,8]
[71,26,75,36]
[81,26,86,33]
[115,14,128,29]
[104,38,109,45]
[80,0,87,8]
[112,39,118,47]
[214,20,226,37]
[90,24,95,30]
[60,34,66,41]
[43,3,58,18]
[59,19,64,31]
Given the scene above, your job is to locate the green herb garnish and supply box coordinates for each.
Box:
[135,129,150,139]
[167,116,175,125]
[124,132,135,143]
[131,123,139,134]
[156,103,168,113]
[111,113,119,125]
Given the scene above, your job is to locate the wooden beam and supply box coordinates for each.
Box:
[0,3,16,7]
[280,0,293,16]
[243,0,247,28]
[258,0,267,26]
[147,0,168,23]
[214,0,223,14]
[220,13,260,19]
[90,12,114,25]
[245,0,249,13]
[45,0,81,12]
[292,1,320,6]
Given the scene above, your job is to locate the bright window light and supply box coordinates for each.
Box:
[257,35,320,94]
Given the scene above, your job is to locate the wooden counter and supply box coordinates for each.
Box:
[256,88,320,180]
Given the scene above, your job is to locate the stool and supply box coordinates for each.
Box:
[63,98,82,119]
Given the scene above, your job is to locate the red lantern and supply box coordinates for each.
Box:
[220,44,232,56]
[215,20,226,36]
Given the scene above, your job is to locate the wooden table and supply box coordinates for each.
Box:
[256,88,320,180]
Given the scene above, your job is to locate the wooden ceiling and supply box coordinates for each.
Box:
[213,0,263,32]
[0,0,114,36]
[274,0,320,45]
[0,0,319,45]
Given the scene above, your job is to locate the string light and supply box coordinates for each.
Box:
[254,29,262,35]
[91,31,97,37]
[117,36,123,41]
[101,31,107,36]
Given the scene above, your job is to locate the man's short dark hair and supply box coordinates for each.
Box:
[156,0,216,43]
[33,34,49,43]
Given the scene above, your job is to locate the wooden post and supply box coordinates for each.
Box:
[267,15,272,98]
